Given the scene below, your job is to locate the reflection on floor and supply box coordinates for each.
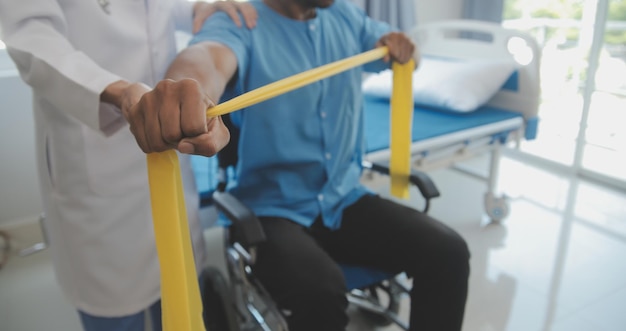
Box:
[2,154,626,331]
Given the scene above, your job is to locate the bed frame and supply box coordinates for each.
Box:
[363,20,541,222]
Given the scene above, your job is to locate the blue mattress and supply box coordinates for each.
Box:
[363,96,522,154]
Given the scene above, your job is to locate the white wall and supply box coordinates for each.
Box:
[416,0,464,24]
[0,49,42,227]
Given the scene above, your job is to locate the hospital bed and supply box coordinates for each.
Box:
[362,19,541,222]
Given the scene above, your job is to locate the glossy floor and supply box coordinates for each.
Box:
[1,154,625,331]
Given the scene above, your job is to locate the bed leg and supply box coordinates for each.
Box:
[484,143,510,222]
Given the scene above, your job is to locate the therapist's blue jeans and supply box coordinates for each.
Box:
[78,277,204,331]
[78,299,162,331]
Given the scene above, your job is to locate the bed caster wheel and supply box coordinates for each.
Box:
[484,193,510,223]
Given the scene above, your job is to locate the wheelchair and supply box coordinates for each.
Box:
[198,115,441,331]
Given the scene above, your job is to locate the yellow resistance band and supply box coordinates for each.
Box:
[390,59,415,198]
[206,47,389,117]
[147,151,204,331]
[146,46,414,331]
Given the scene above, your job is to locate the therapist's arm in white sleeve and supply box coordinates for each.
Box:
[0,0,124,135]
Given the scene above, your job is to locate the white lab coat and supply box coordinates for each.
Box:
[0,0,206,317]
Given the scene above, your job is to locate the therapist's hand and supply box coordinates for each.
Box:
[118,79,230,156]
[375,32,419,67]
[193,0,258,33]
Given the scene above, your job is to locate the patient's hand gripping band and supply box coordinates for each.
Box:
[146,46,414,330]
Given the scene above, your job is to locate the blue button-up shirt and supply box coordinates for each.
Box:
[191,0,391,229]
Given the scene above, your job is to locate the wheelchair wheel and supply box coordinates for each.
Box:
[201,266,240,331]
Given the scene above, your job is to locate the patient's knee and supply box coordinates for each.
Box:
[408,231,471,278]
[433,233,471,276]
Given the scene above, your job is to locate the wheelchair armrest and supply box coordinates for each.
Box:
[212,191,266,249]
[362,160,441,201]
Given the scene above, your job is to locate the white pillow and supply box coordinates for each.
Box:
[362,57,517,113]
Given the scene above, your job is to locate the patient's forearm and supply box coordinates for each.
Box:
[165,42,237,103]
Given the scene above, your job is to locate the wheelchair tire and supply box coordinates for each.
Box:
[201,266,240,331]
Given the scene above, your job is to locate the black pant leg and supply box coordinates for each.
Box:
[312,194,471,331]
[252,217,349,331]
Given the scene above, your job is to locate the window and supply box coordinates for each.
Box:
[503,0,626,189]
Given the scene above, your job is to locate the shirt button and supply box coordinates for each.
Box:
[325,153,332,160]
[318,194,324,201]
[320,112,327,118]
[309,24,316,30]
